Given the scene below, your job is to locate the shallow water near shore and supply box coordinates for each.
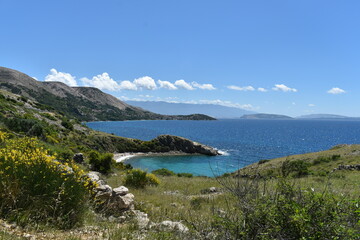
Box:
[87,119,360,176]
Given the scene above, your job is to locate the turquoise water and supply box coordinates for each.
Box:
[87,119,360,176]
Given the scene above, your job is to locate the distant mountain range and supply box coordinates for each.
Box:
[241,113,293,119]
[0,67,214,121]
[126,101,254,118]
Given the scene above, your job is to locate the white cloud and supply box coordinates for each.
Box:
[32,77,38,80]
[157,80,177,90]
[227,85,255,91]
[45,68,78,86]
[192,82,216,90]
[257,87,268,92]
[272,84,297,92]
[138,95,153,98]
[308,104,316,107]
[133,76,157,90]
[327,87,346,94]
[118,80,137,90]
[81,72,119,91]
[175,79,195,90]
[197,99,255,110]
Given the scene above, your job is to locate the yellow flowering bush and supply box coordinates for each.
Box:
[0,132,94,229]
[124,169,160,188]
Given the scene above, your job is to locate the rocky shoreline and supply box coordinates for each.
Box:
[114,134,221,163]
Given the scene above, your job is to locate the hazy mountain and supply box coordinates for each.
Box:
[126,101,254,118]
[297,114,350,119]
[241,113,293,119]
[0,67,214,121]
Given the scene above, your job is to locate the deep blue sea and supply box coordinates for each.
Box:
[87,119,360,177]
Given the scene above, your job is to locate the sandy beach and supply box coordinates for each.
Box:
[113,151,200,163]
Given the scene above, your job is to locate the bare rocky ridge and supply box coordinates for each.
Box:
[0,67,215,121]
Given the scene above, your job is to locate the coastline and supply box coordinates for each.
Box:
[113,151,202,163]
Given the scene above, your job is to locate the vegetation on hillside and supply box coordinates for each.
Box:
[0,88,359,239]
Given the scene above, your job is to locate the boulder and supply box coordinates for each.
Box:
[132,210,150,229]
[113,186,129,196]
[87,171,101,182]
[113,193,135,210]
[156,220,189,233]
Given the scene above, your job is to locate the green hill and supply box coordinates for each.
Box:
[0,67,215,121]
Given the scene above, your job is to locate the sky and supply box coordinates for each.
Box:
[1,0,360,117]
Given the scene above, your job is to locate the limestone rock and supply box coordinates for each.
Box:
[113,193,135,210]
[87,171,101,182]
[113,186,129,196]
[156,220,189,233]
[132,210,150,229]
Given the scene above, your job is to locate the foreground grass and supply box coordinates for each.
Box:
[1,170,359,239]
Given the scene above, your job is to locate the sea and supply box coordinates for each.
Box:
[87,119,360,177]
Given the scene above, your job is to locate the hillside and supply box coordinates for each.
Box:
[0,89,218,156]
[241,113,293,119]
[126,100,254,118]
[0,67,214,121]
[235,144,360,181]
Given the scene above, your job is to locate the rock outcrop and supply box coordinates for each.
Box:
[87,171,135,213]
[154,135,220,156]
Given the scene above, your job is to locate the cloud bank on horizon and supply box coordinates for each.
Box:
[44,68,218,92]
[42,68,348,113]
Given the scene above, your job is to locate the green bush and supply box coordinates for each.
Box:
[258,159,270,165]
[281,159,310,177]
[152,168,176,176]
[88,150,113,174]
[61,118,74,131]
[177,172,193,178]
[124,169,160,188]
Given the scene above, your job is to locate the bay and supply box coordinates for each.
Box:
[87,119,360,177]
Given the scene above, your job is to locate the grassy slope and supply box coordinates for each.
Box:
[236,144,360,176]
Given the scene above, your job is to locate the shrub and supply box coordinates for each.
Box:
[152,168,176,176]
[88,151,114,174]
[124,169,160,188]
[61,118,74,131]
[146,173,160,186]
[0,133,94,229]
[281,159,310,177]
[258,159,270,164]
[177,172,193,178]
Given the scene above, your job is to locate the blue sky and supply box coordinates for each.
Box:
[1,0,359,117]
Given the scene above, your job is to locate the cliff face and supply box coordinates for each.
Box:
[0,67,215,121]
[154,135,220,156]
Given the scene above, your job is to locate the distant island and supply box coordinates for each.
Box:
[241,113,293,119]
[126,100,254,119]
[297,114,351,119]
